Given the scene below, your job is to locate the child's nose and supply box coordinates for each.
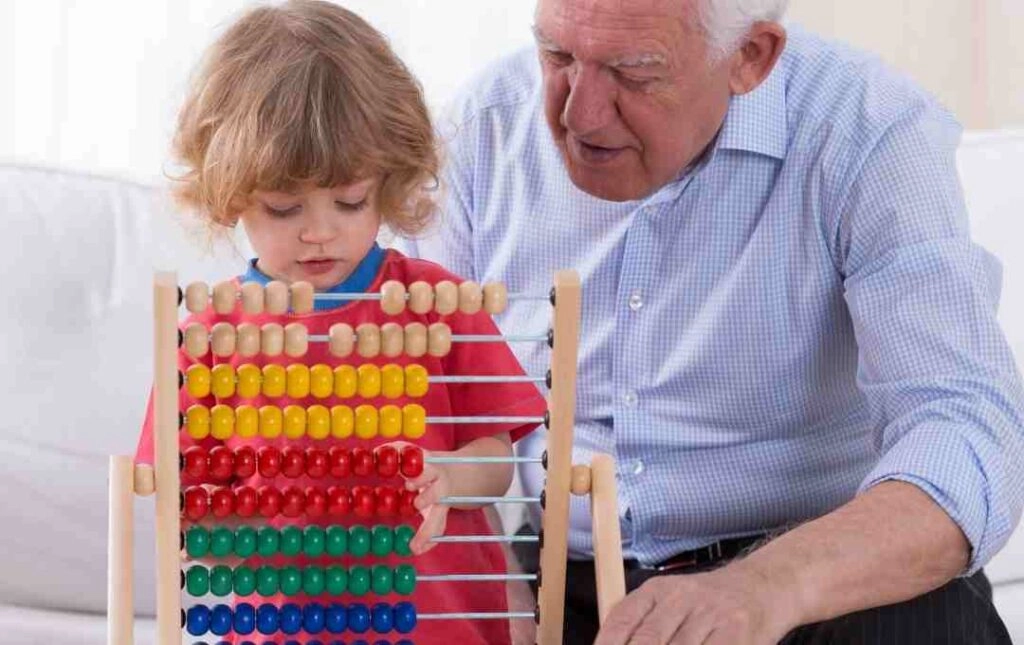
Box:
[299,209,336,244]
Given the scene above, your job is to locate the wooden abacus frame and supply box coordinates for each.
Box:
[107,269,626,645]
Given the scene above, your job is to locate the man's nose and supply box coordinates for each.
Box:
[561,63,617,136]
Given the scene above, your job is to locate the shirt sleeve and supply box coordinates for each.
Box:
[832,102,1024,574]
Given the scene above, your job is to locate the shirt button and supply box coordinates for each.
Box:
[622,391,638,408]
[632,459,645,476]
[628,291,644,311]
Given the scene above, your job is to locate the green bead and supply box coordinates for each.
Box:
[209,565,233,596]
[371,565,393,595]
[257,527,280,557]
[393,525,415,556]
[209,527,234,557]
[279,566,302,596]
[280,526,303,557]
[233,565,257,596]
[185,565,209,596]
[303,526,326,557]
[303,566,326,596]
[371,525,394,557]
[256,565,279,596]
[325,565,348,595]
[325,525,348,556]
[349,525,371,557]
[234,526,257,558]
[348,565,371,596]
[393,564,416,595]
[185,527,210,558]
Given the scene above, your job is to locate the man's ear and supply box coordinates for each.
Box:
[728,22,787,95]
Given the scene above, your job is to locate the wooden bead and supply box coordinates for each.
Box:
[291,281,314,314]
[356,323,381,358]
[240,282,264,314]
[434,280,458,315]
[380,280,407,316]
[261,323,284,357]
[404,323,427,358]
[329,323,355,357]
[427,322,452,357]
[211,281,238,315]
[210,322,236,357]
[185,282,209,314]
[458,281,483,314]
[483,282,508,315]
[380,322,404,357]
[265,281,289,315]
[570,465,592,496]
[407,281,434,314]
[183,323,209,358]
[133,464,155,496]
[284,323,309,357]
[236,323,260,357]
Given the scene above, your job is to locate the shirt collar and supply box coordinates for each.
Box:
[714,59,789,161]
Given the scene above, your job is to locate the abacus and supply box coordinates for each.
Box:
[108,270,626,644]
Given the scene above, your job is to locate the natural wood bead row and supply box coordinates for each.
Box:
[184,280,315,315]
[181,322,453,359]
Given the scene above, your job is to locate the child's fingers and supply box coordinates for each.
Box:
[413,480,443,510]
[404,465,440,491]
[410,504,449,555]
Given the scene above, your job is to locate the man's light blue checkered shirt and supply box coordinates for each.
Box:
[405,27,1024,572]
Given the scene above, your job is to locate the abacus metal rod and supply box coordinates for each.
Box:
[419,611,536,620]
[306,333,550,344]
[439,496,541,505]
[426,415,546,425]
[430,535,539,544]
[310,291,550,303]
[418,573,537,582]
[426,456,543,465]
[429,375,547,384]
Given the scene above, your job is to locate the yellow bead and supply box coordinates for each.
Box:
[402,404,426,439]
[259,405,283,439]
[307,404,330,440]
[236,405,259,438]
[236,364,261,399]
[210,364,236,399]
[185,405,210,440]
[210,404,235,440]
[286,364,311,399]
[309,364,333,399]
[331,405,354,439]
[379,404,402,439]
[186,365,211,399]
[262,364,286,398]
[354,404,379,440]
[283,404,307,439]
[380,364,404,399]
[357,364,381,399]
[404,364,429,398]
[333,365,358,398]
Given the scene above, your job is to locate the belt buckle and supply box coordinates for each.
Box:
[654,554,698,573]
[654,541,723,572]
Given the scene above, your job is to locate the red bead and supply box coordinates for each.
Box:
[281,486,306,518]
[257,486,282,518]
[327,486,351,516]
[375,446,400,478]
[234,446,257,479]
[208,446,235,481]
[376,486,399,517]
[210,487,235,517]
[328,447,351,478]
[182,447,208,480]
[398,489,418,517]
[234,486,258,517]
[305,486,327,518]
[352,485,376,518]
[183,487,209,521]
[305,448,329,479]
[351,448,374,477]
[257,447,282,478]
[281,447,305,479]
[399,446,424,478]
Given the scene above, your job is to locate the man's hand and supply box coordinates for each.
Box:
[594,563,800,645]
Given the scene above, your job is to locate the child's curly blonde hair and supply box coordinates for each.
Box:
[172,0,438,237]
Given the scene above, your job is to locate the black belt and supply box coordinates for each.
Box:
[624,534,766,573]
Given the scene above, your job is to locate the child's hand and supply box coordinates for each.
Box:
[404,456,451,555]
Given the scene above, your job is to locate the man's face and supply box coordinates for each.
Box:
[536,0,733,201]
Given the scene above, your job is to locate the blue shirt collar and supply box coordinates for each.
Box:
[715,59,789,160]
[241,243,386,311]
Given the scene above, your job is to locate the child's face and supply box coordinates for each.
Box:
[239,179,382,290]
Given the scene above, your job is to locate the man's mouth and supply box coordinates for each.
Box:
[569,135,626,165]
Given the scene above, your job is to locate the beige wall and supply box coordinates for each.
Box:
[787,0,1024,130]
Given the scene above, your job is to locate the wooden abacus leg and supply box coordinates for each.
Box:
[108,455,134,645]
[590,454,626,624]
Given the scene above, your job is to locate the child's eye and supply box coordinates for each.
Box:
[263,204,300,218]
[336,199,368,212]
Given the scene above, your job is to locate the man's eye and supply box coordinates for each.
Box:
[336,199,368,212]
[543,50,573,67]
[617,73,655,91]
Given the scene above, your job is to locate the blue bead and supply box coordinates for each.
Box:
[396,640,414,645]
[371,603,393,634]
[284,640,302,645]
[325,603,348,634]
[280,603,303,635]
[393,601,416,634]
[375,640,392,645]
[307,641,324,645]
[186,605,211,636]
[328,640,347,645]
[347,603,371,633]
[256,603,279,635]
[209,604,233,636]
[233,603,256,635]
[304,602,326,634]
[351,641,369,645]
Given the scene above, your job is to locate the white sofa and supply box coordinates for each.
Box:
[1,130,1022,643]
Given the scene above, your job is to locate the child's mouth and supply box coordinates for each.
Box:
[299,259,339,276]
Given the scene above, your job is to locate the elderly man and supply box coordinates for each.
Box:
[408,0,1024,643]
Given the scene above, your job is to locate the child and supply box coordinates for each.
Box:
[134,2,547,643]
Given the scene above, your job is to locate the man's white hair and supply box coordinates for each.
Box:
[699,0,789,59]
